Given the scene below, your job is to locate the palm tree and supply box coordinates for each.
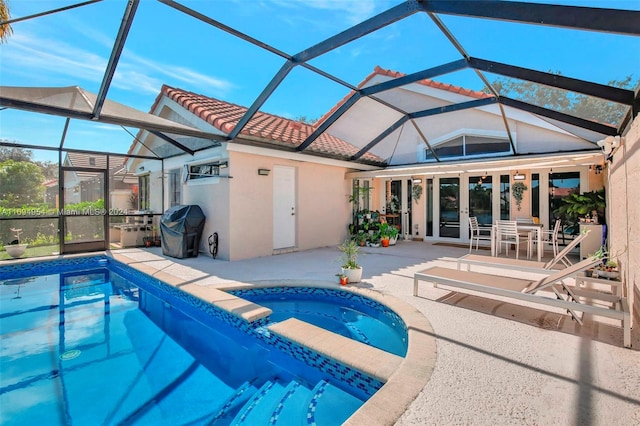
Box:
[1,0,13,44]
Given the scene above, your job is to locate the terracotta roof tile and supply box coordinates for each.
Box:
[161,85,383,164]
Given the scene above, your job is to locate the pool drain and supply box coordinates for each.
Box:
[59,349,81,360]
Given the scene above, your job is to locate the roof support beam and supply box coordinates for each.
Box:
[148,130,195,156]
[500,97,618,136]
[419,0,640,36]
[352,117,409,160]
[426,11,517,153]
[295,1,422,62]
[228,60,295,140]
[352,98,499,161]
[468,58,635,105]
[231,1,421,141]
[158,0,291,60]
[92,0,139,119]
[409,97,498,119]
[360,59,469,96]
[297,93,363,152]
[410,119,440,162]
[0,0,101,25]
[298,60,467,153]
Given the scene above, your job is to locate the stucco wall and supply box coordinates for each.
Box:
[227,151,352,260]
[608,115,640,326]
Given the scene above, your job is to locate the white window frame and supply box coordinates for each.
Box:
[421,129,514,162]
[184,156,228,186]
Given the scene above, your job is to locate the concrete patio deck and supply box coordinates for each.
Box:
[111,240,639,425]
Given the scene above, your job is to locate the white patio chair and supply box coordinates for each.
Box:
[468,216,492,252]
[495,220,531,259]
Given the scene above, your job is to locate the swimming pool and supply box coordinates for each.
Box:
[230,287,408,357]
[0,256,381,425]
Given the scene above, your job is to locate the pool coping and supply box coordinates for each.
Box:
[3,251,437,425]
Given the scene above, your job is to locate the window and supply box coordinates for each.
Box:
[425,134,510,161]
[500,175,510,219]
[168,169,181,207]
[531,173,540,219]
[138,174,150,210]
[188,161,221,180]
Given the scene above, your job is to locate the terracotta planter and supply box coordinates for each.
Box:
[381,238,390,247]
[339,276,348,285]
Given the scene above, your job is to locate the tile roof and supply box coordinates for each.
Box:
[315,65,491,126]
[158,85,384,164]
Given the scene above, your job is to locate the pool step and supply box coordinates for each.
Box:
[208,380,259,425]
[231,379,288,424]
[269,380,312,425]
[225,378,363,425]
[304,380,363,425]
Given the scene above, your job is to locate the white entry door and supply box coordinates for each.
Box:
[273,165,296,249]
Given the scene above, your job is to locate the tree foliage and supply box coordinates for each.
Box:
[0,145,58,180]
[0,160,45,207]
[486,73,638,126]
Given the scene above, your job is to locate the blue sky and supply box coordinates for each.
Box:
[1,0,638,162]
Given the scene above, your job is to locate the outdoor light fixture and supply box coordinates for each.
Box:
[412,178,422,184]
[219,161,228,169]
[513,172,526,180]
[258,168,270,176]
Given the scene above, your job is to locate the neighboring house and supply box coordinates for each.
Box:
[61,153,138,210]
[127,66,606,260]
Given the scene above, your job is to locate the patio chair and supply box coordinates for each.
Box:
[457,229,589,273]
[468,216,492,253]
[495,220,531,259]
[414,255,631,348]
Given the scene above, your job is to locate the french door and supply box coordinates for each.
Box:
[438,177,461,238]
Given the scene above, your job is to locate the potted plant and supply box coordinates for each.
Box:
[368,231,381,248]
[554,189,606,225]
[5,228,28,258]
[379,222,392,247]
[335,273,349,285]
[512,182,528,211]
[338,239,362,283]
[355,232,368,247]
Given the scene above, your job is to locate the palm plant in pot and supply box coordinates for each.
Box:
[338,238,362,283]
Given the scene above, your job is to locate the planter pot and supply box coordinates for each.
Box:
[339,276,349,285]
[381,238,390,247]
[342,266,362,283]
[5,244,28,258]
[595,270,619,279]
[389,235,398,246]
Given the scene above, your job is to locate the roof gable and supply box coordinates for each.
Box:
[159,85,384,165]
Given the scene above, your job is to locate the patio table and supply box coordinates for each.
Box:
[491,222,544,262]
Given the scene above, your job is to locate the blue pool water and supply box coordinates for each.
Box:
[0,256,383,425]
[230,287,408,357]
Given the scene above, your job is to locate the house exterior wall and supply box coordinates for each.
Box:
[226,151,352,260]
[608,115,640,326]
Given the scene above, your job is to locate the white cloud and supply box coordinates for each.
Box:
[2,31,233,98]
[267,0,383,25]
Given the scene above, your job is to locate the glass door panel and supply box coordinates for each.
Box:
[439,178,460,238]
[62,169,107,253]
[469,176,493,227]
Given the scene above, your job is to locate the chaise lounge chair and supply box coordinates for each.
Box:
[414,255,631,348]
[456,229,589,273]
